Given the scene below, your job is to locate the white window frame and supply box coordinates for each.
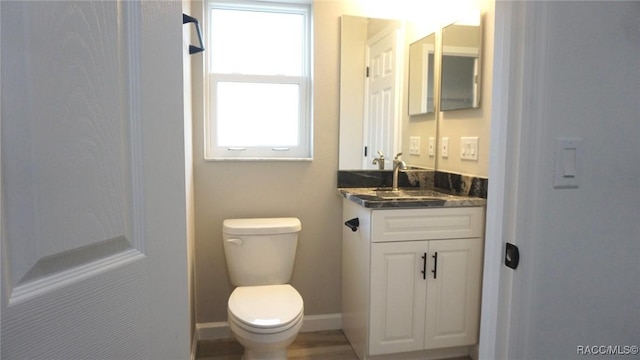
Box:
[204,0,313,161]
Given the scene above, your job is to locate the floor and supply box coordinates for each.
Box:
[196,330,472,360]
[196,330,357,360]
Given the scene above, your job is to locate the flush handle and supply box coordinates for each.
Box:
[344,218,359,232]
[226,238,243,246]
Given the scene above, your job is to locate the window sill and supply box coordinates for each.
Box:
[204,156,313,162]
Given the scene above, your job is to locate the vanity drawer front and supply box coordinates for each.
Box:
[371,207,484,242]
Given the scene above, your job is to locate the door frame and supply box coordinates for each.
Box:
[479,1,549,359]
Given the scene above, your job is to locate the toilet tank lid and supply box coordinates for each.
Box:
[223,217,301,235]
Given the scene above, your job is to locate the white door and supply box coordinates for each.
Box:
[363,28,402,169]
[1,1,190,359]
[482,1,640,359]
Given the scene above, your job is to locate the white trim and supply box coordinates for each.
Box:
[203,0,313,161]
[441,46,479,57]
[500,3,551,359]
[208,0,311,11]
[480,2,550,359]
[196,313,343,341]
[190,331,198,360]
[365,346,470,360]
[196,321,232,341]
[122,0,146,253]
[478,1,518,358]
[299,313,343,333]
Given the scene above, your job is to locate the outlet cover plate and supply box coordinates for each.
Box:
[441,137,449,158]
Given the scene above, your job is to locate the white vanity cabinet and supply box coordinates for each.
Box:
[342,199,485,360]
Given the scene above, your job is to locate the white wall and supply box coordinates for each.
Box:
[501,2,640,358]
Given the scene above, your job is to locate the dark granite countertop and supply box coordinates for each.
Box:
[338,187,487,209]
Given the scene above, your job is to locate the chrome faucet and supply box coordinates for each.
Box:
[392,153,407,191]
[372,150,385,170]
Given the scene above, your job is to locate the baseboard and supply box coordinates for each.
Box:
[196,313,343,341]
[366,346,470,360]
[190,332,198,360]
[196,321,232,341]
[299,313,343,333]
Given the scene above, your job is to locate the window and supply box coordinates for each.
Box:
[205,1,312,160]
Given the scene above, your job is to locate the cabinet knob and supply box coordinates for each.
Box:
[344,218,359,232]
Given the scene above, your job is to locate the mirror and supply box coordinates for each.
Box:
[339,15,437,171]
[339,15,401,170]
[440,14,482,111]
[408,33,436,115]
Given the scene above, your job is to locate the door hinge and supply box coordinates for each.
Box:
[366,66,370,78]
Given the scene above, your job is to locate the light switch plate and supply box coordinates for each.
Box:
[461,137,479,160]
[553,137,581,189]
[441,137,449,158]
[409,136,421,155]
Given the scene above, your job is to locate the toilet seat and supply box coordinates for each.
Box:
[228,284,303,334]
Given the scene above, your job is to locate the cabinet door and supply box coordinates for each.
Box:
[370,241,428,355]
[424,238,483,349]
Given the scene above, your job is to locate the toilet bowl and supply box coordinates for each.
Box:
[227,285,303,360]
[222,218,304,360]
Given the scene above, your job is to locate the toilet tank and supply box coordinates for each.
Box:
[222,218,301,287]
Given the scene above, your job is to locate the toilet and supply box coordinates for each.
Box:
[222,217,304,360]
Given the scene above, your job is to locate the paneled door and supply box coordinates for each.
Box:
[1,1,190,359]
[363,27,402,170]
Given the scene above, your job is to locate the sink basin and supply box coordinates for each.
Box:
[375,189,450,200]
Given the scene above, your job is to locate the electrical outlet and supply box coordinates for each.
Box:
[441,137,449,158]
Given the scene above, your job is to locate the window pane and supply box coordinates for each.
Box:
[210,9,303,76]
[216,82,300,147]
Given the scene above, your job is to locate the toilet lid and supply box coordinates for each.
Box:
[228,285,303,330]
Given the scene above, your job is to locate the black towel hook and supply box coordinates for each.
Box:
[183,13,205,55]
